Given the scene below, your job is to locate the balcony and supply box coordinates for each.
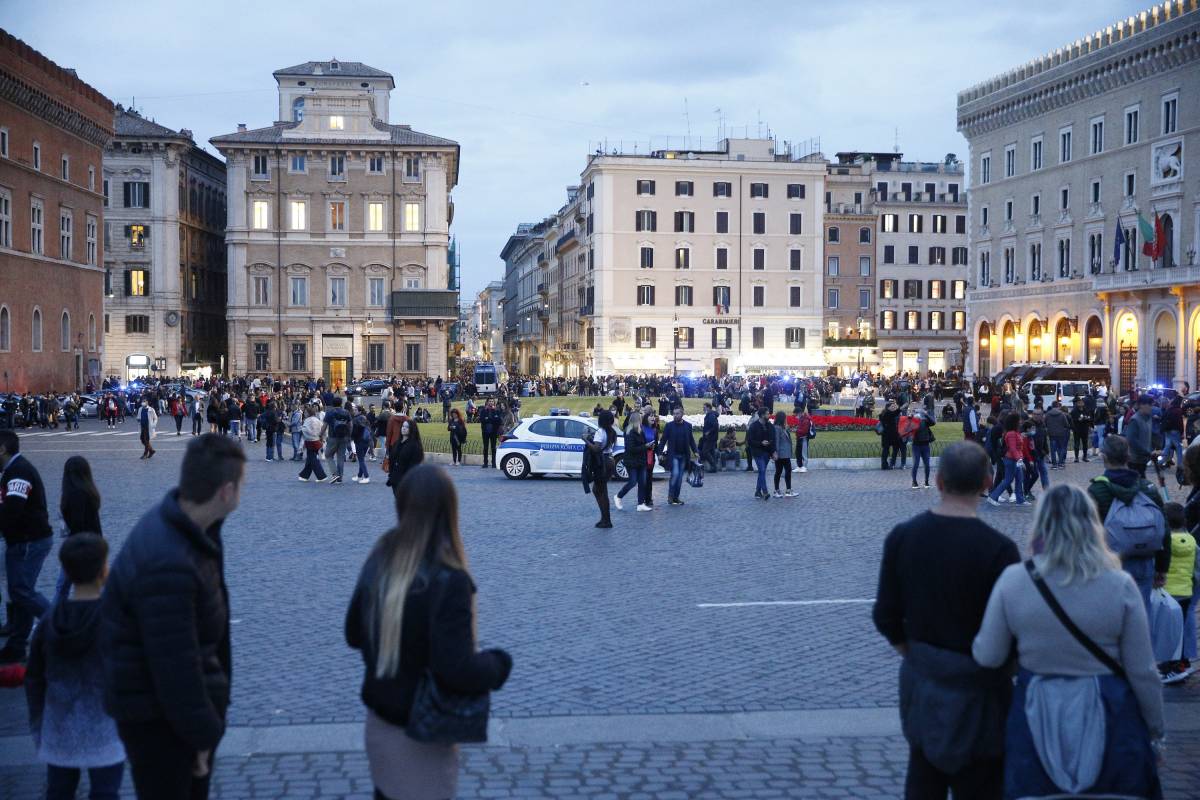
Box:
[1093,263,1200,293]
[578,304,594,317]
[1027,214,1042,228]
[555,229,578,254]
[1086,202,1104,220]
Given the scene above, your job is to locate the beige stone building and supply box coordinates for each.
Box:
[822,157,877,374]
[960,2,1199,392]
[211,59,459,384]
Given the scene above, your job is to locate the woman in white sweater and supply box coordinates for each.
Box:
[973,483,1163,799]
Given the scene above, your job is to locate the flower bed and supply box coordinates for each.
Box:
[681,414,877,432]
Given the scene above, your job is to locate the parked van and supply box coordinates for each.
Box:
[1023,380,1092,411]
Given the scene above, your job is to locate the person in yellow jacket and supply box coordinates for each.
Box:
[1161,502,1200,683]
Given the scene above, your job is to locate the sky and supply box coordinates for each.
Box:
[3,0,1148,299]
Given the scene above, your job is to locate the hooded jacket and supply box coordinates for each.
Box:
[1087,468,1170,574]
[26,599,125,768]
[1044,407,1070,439]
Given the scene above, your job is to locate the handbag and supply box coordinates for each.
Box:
[1024,561,1125,679]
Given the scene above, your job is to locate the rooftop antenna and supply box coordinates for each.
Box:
[756,110,762,138]
[714,107,724,142]
[893,127,900,154]
[683,97,692,143]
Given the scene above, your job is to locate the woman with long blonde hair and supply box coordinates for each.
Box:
[973,483,1163,798]
[346,465,512,800]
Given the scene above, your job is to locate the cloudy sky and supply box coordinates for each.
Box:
[5,0,1145,298]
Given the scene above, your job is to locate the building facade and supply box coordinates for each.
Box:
[474,280,503,361]
[822,157,877,374]
[103,108,226,380]
[960,2,1199,392]
[211,59,460,384]
[499,221,547,374]
[0,30,113,392]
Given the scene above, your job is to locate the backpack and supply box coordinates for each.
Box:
[331,411,351,439]
[351,414,368,440]
[1094,477,1165,558]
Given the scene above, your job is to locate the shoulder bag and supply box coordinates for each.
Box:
[1023,560,1126,680]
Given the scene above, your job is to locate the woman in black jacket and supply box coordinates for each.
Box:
[386,419,425,502]
[446,409,468,466]
[346,465,511,800]
[614,411,648,512]
[56,456,102,599]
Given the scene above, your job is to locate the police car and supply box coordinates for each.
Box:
[496,412,663,480]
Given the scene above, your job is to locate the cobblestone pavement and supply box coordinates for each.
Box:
[2,420,1199,796]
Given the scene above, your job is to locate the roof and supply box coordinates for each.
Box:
[390,290,459,319]
[114,108,188,140]
[209,119,456,148]
[273,60,394,84]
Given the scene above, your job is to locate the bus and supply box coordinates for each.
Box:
[473,362,507,396]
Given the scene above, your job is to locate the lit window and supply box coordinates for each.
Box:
[329,115,344,130]
[127,269,148,296]
[329,201,346,231]
[290,200,306,230]
[253,276,270,305]
[367,201,384,231]
[252,200,270,230]
[404,202,420,231]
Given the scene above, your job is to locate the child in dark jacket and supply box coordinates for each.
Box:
[26,533,125,798]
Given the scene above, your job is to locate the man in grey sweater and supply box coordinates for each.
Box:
[1122,395,1155,478]
[1044,402,1071,469]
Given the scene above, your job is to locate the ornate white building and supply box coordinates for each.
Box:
[959,2,1199,392]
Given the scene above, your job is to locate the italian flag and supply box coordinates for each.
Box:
[1138,212,1163,260]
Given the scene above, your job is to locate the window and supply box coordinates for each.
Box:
[929,279,945,299]
[1090,179,1101,205]
[253,276,269,305]
[880,310,896,330]
[980,153,991,184]
[1004,145,1015,178]
[827,256,839,276]
[586,213,593,234]
[636,285,655,306]
[329,276,346,306]
[329,201,346,231]
[929,311,944,331]
[674,285,693,306]
[880,279,896,299]
[905,310,921,330]
[928,214,945,234]
[32,141,41,170]
[289,200,306,230]
[674,326,693,350]
[852,226,868,245]
[405,342,422,371]
[404,202,421,231]
[367,201,384,231]
[126,268,148,296]
[929,247,946,265]
[979,251,991,286]
[786,327,805,348]
[405,157,421,179]
[404,277,420,289]
[790,249,803,270]
[254,342,270,371]
[252,154,269,178]
[289,276,308,306]
[981,206,989,226]
[752,212,765,235]
[636,326,656,349]
[1124,106,1139,145]
[102,179,108,207]
[291,343,307,372]
[290,154,306,173]
[714,211,729,234]
[1059,127,1072,163]
[1060,187,1069,211]
[103,313,109,334]
[858,288,871,310]
[674,180,693,196]
[1125,172,1136,198]
[952,280,966,300]
[827,288,839,309]
[1057,238,1071,278]
[59,209,72,259]
[1031,194,1041,216]
[87,165,94,191]
[1004,200,1013,222]
[85,215,96,265]
[1031,137,1043,171]
[907,245,919,265]
[0,127,6,157]
[368,155,384,174]
[787,183,805,199]
[1090,116,1104,155]
[713,181,731,197]
[675,247,690,269]
[828,226,840,243]
[752,285,765,307]
[30,198,44,254]
[636,179,655,196]
[715,247,728,270]
[749,182,768,198]
[0,306,10,351]
[903,279,922,299]
[1003,246,1015,283]
[752,248,765,270]
[362,342,384,372]
[882,213,898,233]
[908,214,923,233]
[1088,232,1104,274]
[639,246,654,268]
[712,327,731,348]
[124,314,148,335]
[58,310,69,351]
[1162,93,1178,135]
[329,155,345,178]
[883,245,895,264]
[675,211,695,233]
[58,155,70,183]
[124,181,149,208]
[328,115,344,131]
[635,210,657,232]
[252,200,270,229]
[712,285,731,309]
[752,327,765,348]
[368,277,386,307]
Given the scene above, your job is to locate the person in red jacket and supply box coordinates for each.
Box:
[986,413,1030,507]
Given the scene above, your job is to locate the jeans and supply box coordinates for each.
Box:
[989,458,1026,504]
[718,451,741,470]
[798,438,808,467]
[753,454,770,496]
[4,536,52,649]
[905,747,1002,800]
[1124,556,1155,619]
[481,434,497,466]
[274,431,284,460]
[326,437,349,479]
[1092,423,1106,449]
[668,455,687,500]
[46,762,124,800]
[354,439,370,478]
[1029,456,1049,489]
[1050,436,1068,467]
[246,418,258,442]
[265,434,275,460]
[290,431,303,459]
[174,414,184,434]
[299,446,327,480]
[192,414,203,435]
[229,419,240,438]
[910,443,931,485]
[119,719,215,800]
[1160,430,1184,468]
[617,464,647,505]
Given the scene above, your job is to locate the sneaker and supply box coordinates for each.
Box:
[923,483,931,489]
[911,481,920,489]
[986,497,1002,507]
[315,476,329,483]
[672,498,685,506]
[798,466,807,473]
[331,476,343,484]
[595,520,613,529]
[773,491,783,498]
[297,476,309,482]
[1007,495,1018,503]
[351,476,360,482]
[784,490,798,498]
[359,477,370,484]
[636,504,652,512]
[613,494,623,511]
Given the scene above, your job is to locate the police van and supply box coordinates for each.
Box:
[496,412,665,480]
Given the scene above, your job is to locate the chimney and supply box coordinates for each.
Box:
[237,123,247,132]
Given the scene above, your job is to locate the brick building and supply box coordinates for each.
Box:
[0,30,114,393]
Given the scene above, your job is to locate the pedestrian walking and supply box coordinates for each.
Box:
[100,434,245,799]
[170,395,185,436]
[772,411,796,497]
[908,404,936,490]
[55,456,102,600]
[642,411,660,508]
[1124,396,1156,479]
[345,464,512,800]
[191,396,204,436]
[260,402,279,462]
[321,397,353,484]
[879,399,904,470]
[973,484,1164,798]
[747,407,775,500]
[583,410,616,527]
[0,430,54,663]
[614,411,650,512]
[447,408,467,466]
[26,533,126,800]
[987,413,1030,507]
[1044,401,1070,469]
[874,441,1020,799]
[298,406,328,482]
[351,405,372,483]
[288,404,304,461]
[136,399,157,460]
[657,406,696,506]
[386,419,425,501]
[792,408,812,473]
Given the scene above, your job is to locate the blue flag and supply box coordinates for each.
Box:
[1113,221,1126,268]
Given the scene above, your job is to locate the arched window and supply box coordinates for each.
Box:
[858,226,871,244]
[88,313,96,351]
[32,308,42,352]
[0,306,9,351]
[1162,214,1175,268]
[60,310,70,351]
[292,97,305,122]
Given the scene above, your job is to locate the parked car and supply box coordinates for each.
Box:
[345,379,390,397]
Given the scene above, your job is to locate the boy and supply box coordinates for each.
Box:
[26,533,125,798]
[1162,502,1200,684]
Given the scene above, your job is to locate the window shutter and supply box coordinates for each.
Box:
[649,328,656,349]
[143,271,150,294]
[650,211,657,231]
[123,183,131,207]
[142,183,150,208]
[649,180,655,195]
[124,270,132,296]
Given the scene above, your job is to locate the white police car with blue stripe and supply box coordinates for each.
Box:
[497,413,664,480]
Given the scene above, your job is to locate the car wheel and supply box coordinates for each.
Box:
[502,454,529,480]
[613,461,629,481]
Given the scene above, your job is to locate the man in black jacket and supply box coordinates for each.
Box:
[0,430,53,663]
[101,434,245,799]
[478,399,502,468]
[747,407,776,500]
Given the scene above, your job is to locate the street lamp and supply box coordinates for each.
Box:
[672,313,679,379]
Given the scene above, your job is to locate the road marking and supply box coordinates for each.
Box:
[697,599,874,608]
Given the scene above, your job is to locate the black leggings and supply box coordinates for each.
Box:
[593,477,610,523]
[773,458,792,491]
[450,438,463,463]
[481,434,497,466]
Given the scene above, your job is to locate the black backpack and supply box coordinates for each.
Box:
[331,411,351,439]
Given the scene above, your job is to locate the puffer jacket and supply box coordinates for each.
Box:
[100,490,230,752]
[773,423,793,459]
[621,427,648,468]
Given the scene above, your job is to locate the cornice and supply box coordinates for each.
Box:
[0,71,112,148]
